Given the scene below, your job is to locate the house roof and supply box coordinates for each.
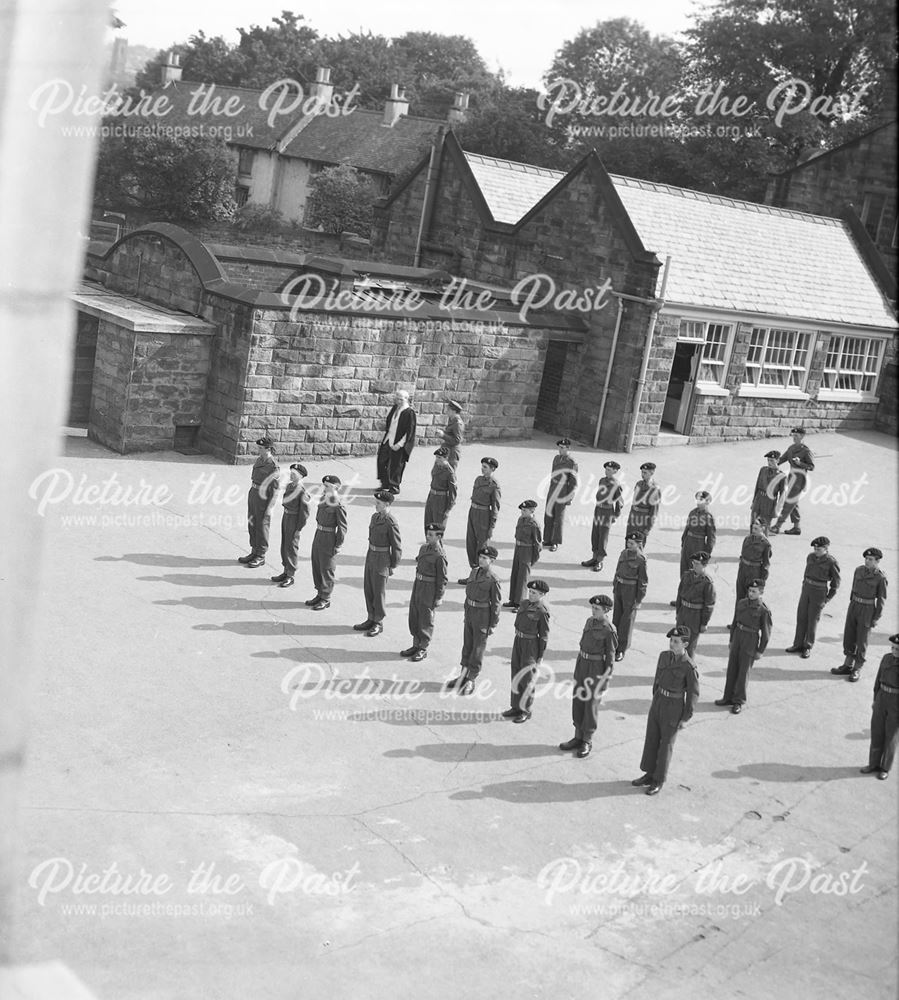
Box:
[463,152,564,224]
[281,110,444,175]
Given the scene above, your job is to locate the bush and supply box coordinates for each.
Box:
[305,164,378,236]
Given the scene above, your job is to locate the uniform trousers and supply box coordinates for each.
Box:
[675,609,703,658]
[572,656,611,742]
[461,607,491,679]
[723,629,759,705]
[408,582,438,649]
[869,693,898,772]
[465,508,493,567]
[591,515,613,562]
[279,512,301,576]
[640,695,684,785]
[363,558,389,622]
[247,487,275,555]
[508,549,536,605]
[310,532,338,598]
[792,584,828,649]
[843,602,876,668]
[613,588,638,653]
[510,636,540,714]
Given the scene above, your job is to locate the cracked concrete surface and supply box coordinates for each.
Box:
[12,429,897,999]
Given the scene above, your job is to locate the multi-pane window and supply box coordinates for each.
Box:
[743,327,813,389]
[237,148,255,177]
[861,193,886,243]
[678,320,733,385]
[234,185,250,208]
[822,336,884,393]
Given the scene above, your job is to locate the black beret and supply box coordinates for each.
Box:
[481,457,499,469]
[640,462,656,471]
[667,625,691,639]
[695,491,711,501]
[322,474,341,486]
[748,578,766,591]
[863,547,883,559]
[590,594,613,608]
[764,450,780,458]
[527,579,549,594]
[477,545,498,559]
[556,438,571,447]
[447,399,463,411]
[256,436,274,448]
[811,536,830,547]
[890,633,899,644]
[691,551,710,564]
[791,426,806,435]
[519,499,538,510]
[433,447,449,457]
[625,532,644,543]
[424,522,444,534]
[374,489,394,503]
[289,463,307,476]
[603,460,621,470]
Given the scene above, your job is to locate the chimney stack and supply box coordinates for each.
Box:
[310,66,334,111]
[447,92,469,125]
[160,51,182,87]
[383,84,409,127]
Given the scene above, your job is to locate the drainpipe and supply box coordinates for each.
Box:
[625,255,671,453]
[413,128,444,268]
[592,295,624,448]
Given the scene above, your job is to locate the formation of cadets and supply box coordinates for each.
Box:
[237,414,896,794]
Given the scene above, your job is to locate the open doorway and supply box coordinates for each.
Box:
[661,342,700,434]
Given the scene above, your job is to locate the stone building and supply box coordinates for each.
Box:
[371,132,898,448]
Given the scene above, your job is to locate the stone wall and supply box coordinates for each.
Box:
[68,311,98,424]
[875,361,898,436]
[89,317,132,452]
[96,233,206,315]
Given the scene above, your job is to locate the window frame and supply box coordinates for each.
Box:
[741,326,815,394]
[677,318,735,390]
[818,333,887,400]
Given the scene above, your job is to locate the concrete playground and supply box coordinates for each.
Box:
[10,427,898,999]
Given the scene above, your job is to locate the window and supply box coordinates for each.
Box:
[678,319,733,385]
[234,185,249,208]
[743,327,813,390]
[237,148,254,177]
[860,193,886,243]
[822,336,884,393]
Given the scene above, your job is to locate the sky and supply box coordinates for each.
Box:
[112,0,700,90]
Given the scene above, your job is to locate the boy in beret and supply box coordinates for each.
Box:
[424,447,457,533]
[786,537,840,658]
[626,462,661,544]
[613,533,648,661]
[632,626,699,796]
[502,580,550,723]
[582,460,623,572]
[239,436,281,568]
[860,634,899,779]
[559,594,618,758]
[505,500,542,610]
[307,475,347,611]
[354,490,402,637]
[731,519,772,621]
[543,439,579,552]
[271,463,310,588]
[834,547,888,681]
[402,523,448,662]
[679,491,716,579]
[442,399,465,471]
[771,427,814,535]
[675,551,716,658]
[448,545,502,695]
[750,450,785,533]
[459,458,501,583]
[716,579,772,713]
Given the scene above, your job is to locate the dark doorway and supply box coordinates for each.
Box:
[535,341,568,432]
[661,342,700,434]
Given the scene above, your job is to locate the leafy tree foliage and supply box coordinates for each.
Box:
[305,165,379,235]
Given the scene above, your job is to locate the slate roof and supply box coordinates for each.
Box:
[463,152,564,224]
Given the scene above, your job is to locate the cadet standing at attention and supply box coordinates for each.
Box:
[448,545,502,696]
[543,438,579,552]
[675,551,716,658]
[731,519,772,620]
[678,491,716,579]
[750,450,785,532]
[581,460,623,572]
[354,490,402,638]
[402,522,448,663]
[459,457,501,583]
[785,536,840,658]
[612,533,648,662]
[502,579,550,724]
[559,594,617,759]
[632,625,699,796]
[442,399,465,471]
[271,463,311,589]
[626,462,661,545]
[770,427,814,535]
[424,447,457,532]
[834,547,888,682]
[306,474,347,611]
[716,579,772,714]
[859,633,899,780]
[505,499,542,610]
[239,435,281,568]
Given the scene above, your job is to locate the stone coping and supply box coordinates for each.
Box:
[73,283,216,335]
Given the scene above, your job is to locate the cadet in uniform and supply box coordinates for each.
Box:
[239,436,281,568]
[543,438,579,551]
[732,519,772,620]
[581,460,623,572]
[459,457,501,583]
[424,447,457,532]
[751,450,785,532]
[448,545,502,696]
[559,594,618,759]
[834,547,888,682]
[675,551,716,658]
[786,536,840,658]
[307,475,347,611]
[626,462,661,544]
[632,625,699,796]
[505,500,542,610]
[376,389,417,495]
[612,533,648,662]
[271,462,311,588]
[502,579,550,723]
[770,427,814,535]
[679,491,716,578]
[716,579,772,713]
[860,634,899,780]
[442,399,465,471]
[354,490,402,637]
[402,523,448,662]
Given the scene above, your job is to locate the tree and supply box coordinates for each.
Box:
[232,11,319,90]
[93,132,237,220]
[315,31,402,110]
[305,165,378,235]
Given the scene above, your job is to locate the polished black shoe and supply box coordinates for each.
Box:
[547,545,558,552]
[365,623,383,637]
[592,563,602,572]
[559,737,583,751]
[860,765,880,774]
[353,620,374,631]
[581,558,598,568]
[848,669,860,682]
[645,784,662,796]
[445,674,464,689]
[800,648,811,659]
[831,665,851,675]
[731,703,743,714]
[512,712,531,724]
[457,577,471,585]
[400,647,417,657]
[876,771,889,780]
[409,649,428,662]
[501,708,518,719]
[669,600,677,607]
[304,596,320,606]
[459,679,475,696]
[785,646,803,653]
[576,741,592,759]
[270,572,287,582]
[614,651,625,662]
[245,557,265,568]
[714,698,733,706]
[783,527,801,536]
[238,553,255,564]
[631,774,652,786]
[389,486,400,495]
[310,599,330,611]
[768,523,781,534]
[502,602,519,610]
[278,577,295,588]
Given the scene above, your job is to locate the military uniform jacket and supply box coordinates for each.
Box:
[429,462,457,505]
[414,542,448,604]
[513,599,550,660]
[614,550,648,604]
[631,480,661,518]
[315,499,347,548]
[442,414,464,448]
[752,466,785,511]
[471,475,501,523]
[778,443,815,473]
[732,598,772,653]
[579,618,618,671]
[677,571,716,627]
[251,455,280,497]
[803,552,840,599]
[739,534,772,576]
[594,476,623,517]
[367,512,401,570]
[548,455,579,506]
[652,651,700,721]
[873,653,899,695]
[849,565,887,623]
[464,567,501,629]
[681,507,716,553]
[282,483,311,529]
[514,516,542,563]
